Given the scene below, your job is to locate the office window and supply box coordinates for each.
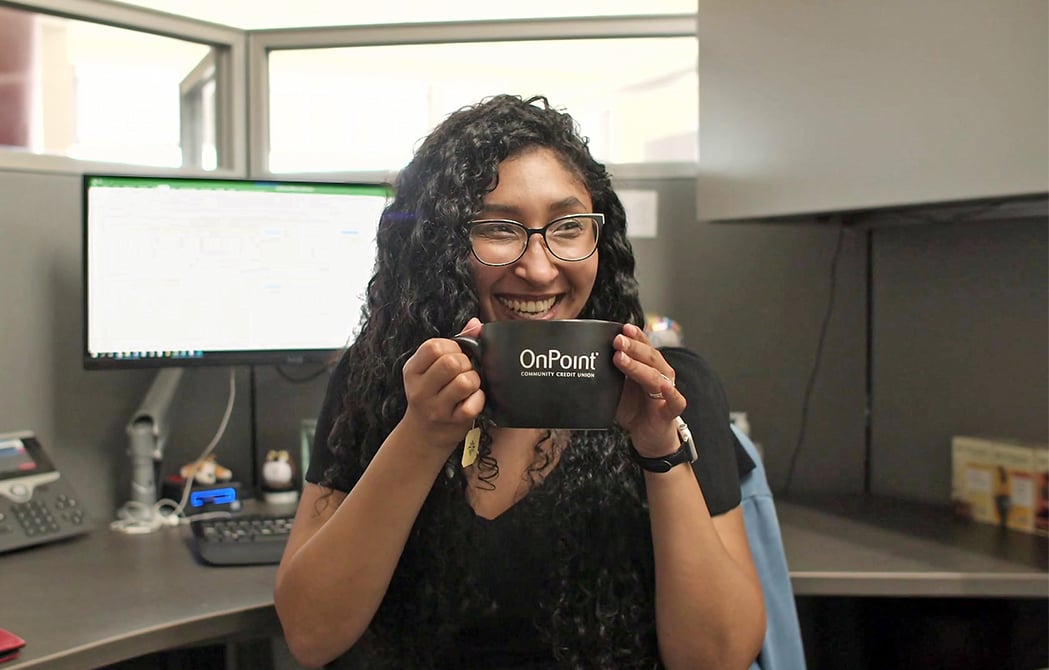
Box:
[0,5,220,168]
[267,37,697,173]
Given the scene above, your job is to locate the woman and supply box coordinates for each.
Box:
[274,94,766,669]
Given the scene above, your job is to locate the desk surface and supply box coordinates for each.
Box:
[1,522,280,670]
[778,495,1047,598]
[1,496,1046,669]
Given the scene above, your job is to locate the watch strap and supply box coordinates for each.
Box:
[630,417,698,473]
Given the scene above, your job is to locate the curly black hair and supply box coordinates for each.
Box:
[323,94,659,668]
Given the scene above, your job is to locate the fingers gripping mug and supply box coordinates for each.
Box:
[453,319,625,429]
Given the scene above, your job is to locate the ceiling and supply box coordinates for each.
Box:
[114,0,696,30]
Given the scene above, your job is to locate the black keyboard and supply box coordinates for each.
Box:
[190,513,293,566]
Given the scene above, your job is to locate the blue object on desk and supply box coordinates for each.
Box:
[190,486,239,508]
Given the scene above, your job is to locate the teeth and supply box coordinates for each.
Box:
[498,296,556,315]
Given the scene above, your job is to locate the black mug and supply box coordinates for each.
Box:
[453,319,625,429]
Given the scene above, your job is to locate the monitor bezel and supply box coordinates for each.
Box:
[81,173,392,371]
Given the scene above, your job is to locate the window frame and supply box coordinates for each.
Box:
[0,3,697,180]
[249,15,698,181]
[0,0,247,177]
[179,50,221,170]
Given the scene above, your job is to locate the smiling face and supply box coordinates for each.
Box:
[469,146,599,322]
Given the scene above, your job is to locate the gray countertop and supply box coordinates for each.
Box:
[778,495,1048,597]
[1,495,1045,668]
[1,522,280,669]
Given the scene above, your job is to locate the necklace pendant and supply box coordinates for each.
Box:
[462,425,481,468]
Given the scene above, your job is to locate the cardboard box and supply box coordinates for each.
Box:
[992,442,1036,532]
[951,436,997,524]
[952,435,1049,535]
[1034,448,1049,537]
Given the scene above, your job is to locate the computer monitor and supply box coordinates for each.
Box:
[82,174,392,369]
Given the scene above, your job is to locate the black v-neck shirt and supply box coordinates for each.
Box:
[306,346,753,669]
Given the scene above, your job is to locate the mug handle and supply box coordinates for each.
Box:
[451,335,481,368]
[452,336,488,420]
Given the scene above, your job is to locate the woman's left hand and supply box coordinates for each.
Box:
[613,323,687,457]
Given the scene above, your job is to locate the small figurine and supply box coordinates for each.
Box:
[179,454,233,486]
[262,449,299,504]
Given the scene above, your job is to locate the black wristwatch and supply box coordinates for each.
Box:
[629,417,698,473]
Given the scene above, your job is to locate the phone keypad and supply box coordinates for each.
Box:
[11,497,86,537]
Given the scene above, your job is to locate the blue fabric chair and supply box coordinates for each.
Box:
[735,425,808,670]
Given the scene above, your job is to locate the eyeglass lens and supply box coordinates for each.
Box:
[470,215,600,265]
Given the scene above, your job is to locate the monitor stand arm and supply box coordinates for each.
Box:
[124,368,184,512]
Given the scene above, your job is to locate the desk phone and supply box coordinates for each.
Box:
[0,431,94,554]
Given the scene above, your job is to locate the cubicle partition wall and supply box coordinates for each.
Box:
[0,1,1045,668]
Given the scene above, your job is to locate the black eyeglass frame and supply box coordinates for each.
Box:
[467,213,604,267]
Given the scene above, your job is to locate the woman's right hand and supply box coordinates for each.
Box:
[400,318,485,453]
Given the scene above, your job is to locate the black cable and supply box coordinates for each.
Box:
[782,222,846,494]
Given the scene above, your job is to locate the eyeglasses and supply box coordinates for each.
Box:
[468,213,603,267]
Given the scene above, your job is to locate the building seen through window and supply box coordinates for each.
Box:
[0,5,219,169]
